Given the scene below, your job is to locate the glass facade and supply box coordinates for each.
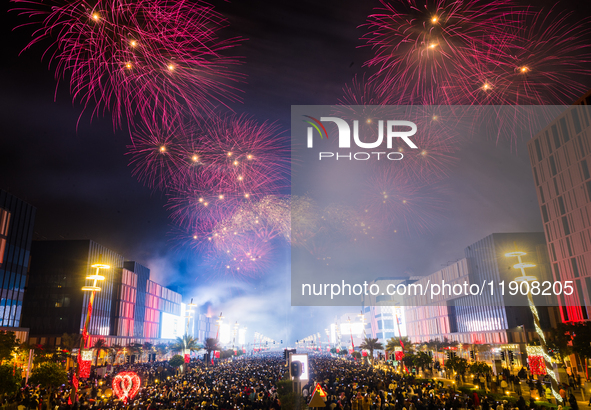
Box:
[0,190,36,328]
[23,241,181,346]
[124,261,149,339]
[404,233,557,345]
[110,268,137,337]
[80,243,123,337]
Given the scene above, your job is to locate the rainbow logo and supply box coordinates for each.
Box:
[303,116,329,140]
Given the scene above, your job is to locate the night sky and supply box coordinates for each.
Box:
[1,0,590,342]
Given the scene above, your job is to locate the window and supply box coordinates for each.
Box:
[541,205,549,223]
[562,216,570,235]
[539,187,545,203]
[566,237,573,257]
[582,160,590,181]
[572,108,582,135]
[553,126,562,150]
[558,196,566,215]
[560,117,570,143]
[571,258,579,278]
[549,156,557,176]
[535,139,543,162]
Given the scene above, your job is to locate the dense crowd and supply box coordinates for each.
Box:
[1,354,587,410]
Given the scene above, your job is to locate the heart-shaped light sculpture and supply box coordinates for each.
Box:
[112,371,141,404]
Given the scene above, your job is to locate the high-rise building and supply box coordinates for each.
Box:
[22,240,181,346]
[0,190,36,341]
[527,95,591,322]
[360,277,414,346]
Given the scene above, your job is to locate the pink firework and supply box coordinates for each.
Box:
[12,0,244,130]
[127,122,200,190]
[201,236,276,278]
[362,0,521,105]
[457,7,591,106]
[166,114,290,228]
[362,166,445,233]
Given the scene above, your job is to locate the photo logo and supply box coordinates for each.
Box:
[304,116,418,160]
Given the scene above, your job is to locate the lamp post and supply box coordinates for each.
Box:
[186,298,197,336]
[215,312,224,340]
[232,321,239,350]
[73,263,109,402]
[505,251,561,403]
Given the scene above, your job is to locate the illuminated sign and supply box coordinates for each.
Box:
[290,353,309,381]
[160,312,182,339]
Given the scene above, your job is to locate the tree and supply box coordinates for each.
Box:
[172,334,201,355]
[0,331,19,363]
[386,337,412,354]
[204,338,220,362]
[0,364,21,400]
[414,351,433,370]
[29,362,68,410]
[445,356,469,377]
[359,337,384,365]
[469,361,492,375]
[92,338,108,366]
[169,354,184,369]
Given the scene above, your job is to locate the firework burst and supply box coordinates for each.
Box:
[362,0,520,105]
[362,166,445,233]
[166,114,290,227]
[12,0,244,130]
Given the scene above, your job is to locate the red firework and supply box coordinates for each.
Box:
[458,7,591,106]
[127,122,199,190]
[12,0,244,130]
[362,0,521,105]
[166,114,290,227]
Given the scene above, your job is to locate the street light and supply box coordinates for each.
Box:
[73,262,109,402]
[215,312,224,340]
[505,250,561,403]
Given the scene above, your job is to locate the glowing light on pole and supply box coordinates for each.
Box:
[74,262,109,402]
[186,298,197,335]
[215,312,224,340]
[505,250,561,402]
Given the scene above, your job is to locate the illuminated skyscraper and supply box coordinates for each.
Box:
[527,94,591,322]
[0,190,36,341]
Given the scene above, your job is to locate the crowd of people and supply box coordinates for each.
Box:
[1,353,587,410]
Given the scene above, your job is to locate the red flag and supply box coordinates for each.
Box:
[211,357,214,365]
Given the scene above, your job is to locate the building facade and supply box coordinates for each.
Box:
[22,240,181,347]
[528,96,591,323]
[0,190,36,341]
[405,233,561,347]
